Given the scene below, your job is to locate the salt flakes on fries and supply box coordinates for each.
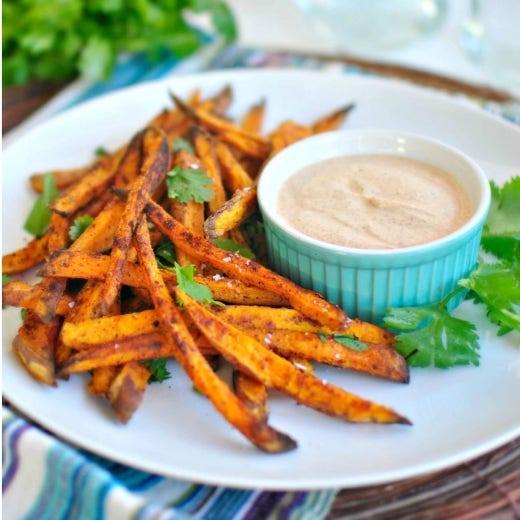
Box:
[2,85,410,452]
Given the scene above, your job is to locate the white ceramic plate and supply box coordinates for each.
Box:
[3,69,520,490]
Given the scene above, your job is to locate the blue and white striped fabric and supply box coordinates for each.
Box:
[3,408,336,519]
[3,42,519,520]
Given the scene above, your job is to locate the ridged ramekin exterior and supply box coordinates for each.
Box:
[263,204,485,324]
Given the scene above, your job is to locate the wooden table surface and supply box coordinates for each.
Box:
[3,76,520,520]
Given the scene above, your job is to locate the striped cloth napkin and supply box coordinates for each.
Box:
[3,42,519,520]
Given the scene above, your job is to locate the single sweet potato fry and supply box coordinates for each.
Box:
[2,280,72,316]
[108,361,151,423]
[88,365,119,398]
[246,329,409,383]
[12,311,61,386]
[58,332,171,375]
[233,370,269,423]
[311,103,355,134]
[50,160,118,218]
[191,126,227,213]
[212,305,395,347]
[241,99,265,133]
[215,140,254,193]
[204,186,257,241]
[2,234,49,274]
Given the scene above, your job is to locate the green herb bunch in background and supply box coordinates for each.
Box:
[2,0,237,86]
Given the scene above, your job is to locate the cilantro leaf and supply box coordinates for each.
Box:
[166,166,213,203]
[481,177,520,261]
[460,259,520,335]
[172,137,195,154]
[69,215,94,241]
[174,263,223,306]
[141,358,171,383]
[154,238,177,269]
[213,238,256,259]
[95,146,109,157]
[384,304,480,368]
[3,1,237,86]
[318,332,368,351]
[23,174,59,237]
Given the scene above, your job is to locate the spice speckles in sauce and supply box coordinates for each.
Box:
[277,154,472,249]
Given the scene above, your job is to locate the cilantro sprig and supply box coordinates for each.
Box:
[166,166,213,203]
[318,332,368,352]
[23,173,59,237]
[384,176,520,368]
[174,263,223,306]
[3,1,236,86]
[141,358,171,383]
[213,238,256,260]
[69,215,94,241]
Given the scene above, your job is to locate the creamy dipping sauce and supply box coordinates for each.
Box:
[277,154,472,249]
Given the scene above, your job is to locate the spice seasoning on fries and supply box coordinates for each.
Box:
[2,86,411,452]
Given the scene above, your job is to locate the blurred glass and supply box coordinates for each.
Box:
[293,0,448,55]
[460,0,520,92]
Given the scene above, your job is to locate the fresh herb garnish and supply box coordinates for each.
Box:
[166,166,213,203]
[69,215,94,240]
[460,258,520,335]
[318,332,368,351]
[154,238,177,269]
[175,263,223,306]
[3,1,236,86]
[213,238,256,259]
[384,176,520,368]
[23,173,59,237]
[141,358,171,383]
[172,137,195,155]
[384,290,480,368]
[95,146,109,157]
[480,177,520,262]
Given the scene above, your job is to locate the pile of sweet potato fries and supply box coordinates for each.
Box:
[2,85,410,452]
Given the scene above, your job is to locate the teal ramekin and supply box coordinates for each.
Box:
[257,129,491,324]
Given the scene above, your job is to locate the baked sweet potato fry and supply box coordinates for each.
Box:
[12,311,61,386]
[245,329,409,383]
[2,234,49,274]
[58,332,171,375]
[145,198,349,331]
[204,186,257,241]
[241,99,265,133]
[2,280,73,316]
[214,140,254,193]
[233,370,269,423]
[133,216,297,453]
[172,94,267,146]
[95,126,170,316]
[43,250,289,306]
[212,305,395,347]
[311,103,355,134]
[108,361,151,424]
[50,160,118,218]
[191,127,227,213]
[178,291,410,425]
